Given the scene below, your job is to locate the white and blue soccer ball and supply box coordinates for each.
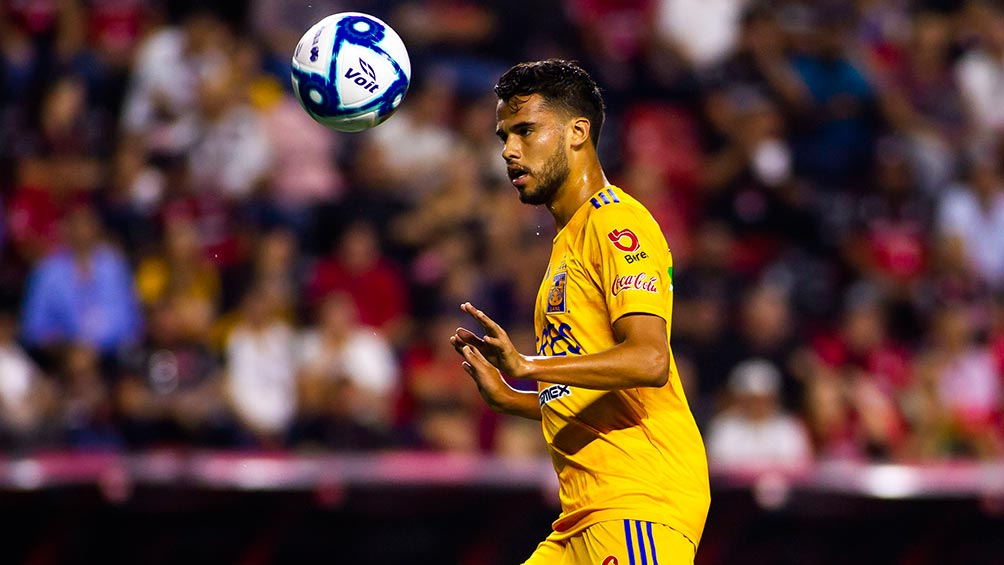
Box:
[291,12,411,132]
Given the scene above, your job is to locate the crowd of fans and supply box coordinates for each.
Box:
[1,0,1003,467]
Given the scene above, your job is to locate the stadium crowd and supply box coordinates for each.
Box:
[0,0,1003,467]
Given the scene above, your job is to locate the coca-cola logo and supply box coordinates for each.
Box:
[611,273,659,296]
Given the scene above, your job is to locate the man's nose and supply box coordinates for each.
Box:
[502,140,520,162]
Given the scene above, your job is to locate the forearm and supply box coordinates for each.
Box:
[520,341,669,391]
[495,387,543,420]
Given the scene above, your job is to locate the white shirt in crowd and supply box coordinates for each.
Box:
[938,183,1004,287]
[956,50,1004,138]
[655,0,747,70]
[297,329,398,396]
[226,323,298,435]
[707,411,813,468]
[0,343,43,432]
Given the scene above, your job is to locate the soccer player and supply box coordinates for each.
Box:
[450,60,710,564]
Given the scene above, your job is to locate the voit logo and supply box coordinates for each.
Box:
[345,58,380,93]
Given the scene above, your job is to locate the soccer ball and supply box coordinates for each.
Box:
[291,12,411,132]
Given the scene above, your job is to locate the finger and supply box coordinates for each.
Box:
[462,302,506,337]
[450,335,467,356]
[452,332,486,358]
[456,327,486,347]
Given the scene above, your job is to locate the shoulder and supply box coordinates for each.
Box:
[584,187,657,227]
[583,188,664,247]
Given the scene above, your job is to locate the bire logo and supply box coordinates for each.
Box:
[624,251,648,264]
[547,272,567,314]
[607,228,640,253]
[611,273,659,296]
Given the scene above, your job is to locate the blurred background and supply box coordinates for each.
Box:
[1,0,1004,563]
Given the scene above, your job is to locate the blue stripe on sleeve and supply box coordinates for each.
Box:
[599,191,611,205]
[591,198,601,209]
[607,188,620,203]
[635,521,648,565]
[624,519,635,565]
[647,522,658,565]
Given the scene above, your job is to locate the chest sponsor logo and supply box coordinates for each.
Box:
[607,228,640,252]
[537,322,582,356]
[538,384,572,406]
[624,251,648,263]
[611,273,659,296]
[547,272,567,314]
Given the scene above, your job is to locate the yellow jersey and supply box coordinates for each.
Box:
[533,185,710,546]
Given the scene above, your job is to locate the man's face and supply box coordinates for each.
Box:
[496,94,571,206]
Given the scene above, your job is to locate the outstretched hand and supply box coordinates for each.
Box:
[450,302,526,378]
[448,303,541,419]
[449,303,531,413]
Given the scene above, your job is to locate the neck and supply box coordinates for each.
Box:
[547,159,609,230]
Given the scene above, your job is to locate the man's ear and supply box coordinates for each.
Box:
[568,117,592,149]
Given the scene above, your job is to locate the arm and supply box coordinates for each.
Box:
[522,313,668,389]
[453,303,668,407]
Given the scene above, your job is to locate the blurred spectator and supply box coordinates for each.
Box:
[261,94,343,234]
[120,6,229,157]
[224,283,297,448]
[6,155,65,263]
[187,62,272,199]
[710,282,810,410]
[706,358,813,468]
[290,292,399,449]
[841,137,932,343]
[907,302,1004,459]
[655,0,746,71]
[356,77,459,204]
[787,2,879,187]
[21,201,142,358]
[701,89,814,274]
[842,137,931,288]
[306,220,411,345]
[39,74,112,159]
[936,150,1004,291]
[0,306,58,449]
[876,8,963,193]
[116,300,230,448]
[806,288,912,460]
[59,343,122,449]
[671,222,738,422]
[399,313,495,452]
[248,227,301,318]
[701,3,810,116]
[135,215,220,338]
[956,0,1004,143]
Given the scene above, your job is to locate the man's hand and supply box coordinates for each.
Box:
[450,303,540,419]
[452,302,527,378]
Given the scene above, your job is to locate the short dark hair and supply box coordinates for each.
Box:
[495,59,606,148]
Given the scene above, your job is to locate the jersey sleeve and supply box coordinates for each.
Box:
[582,203,674,326]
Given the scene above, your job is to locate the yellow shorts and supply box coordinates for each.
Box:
[522,520,696,565]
